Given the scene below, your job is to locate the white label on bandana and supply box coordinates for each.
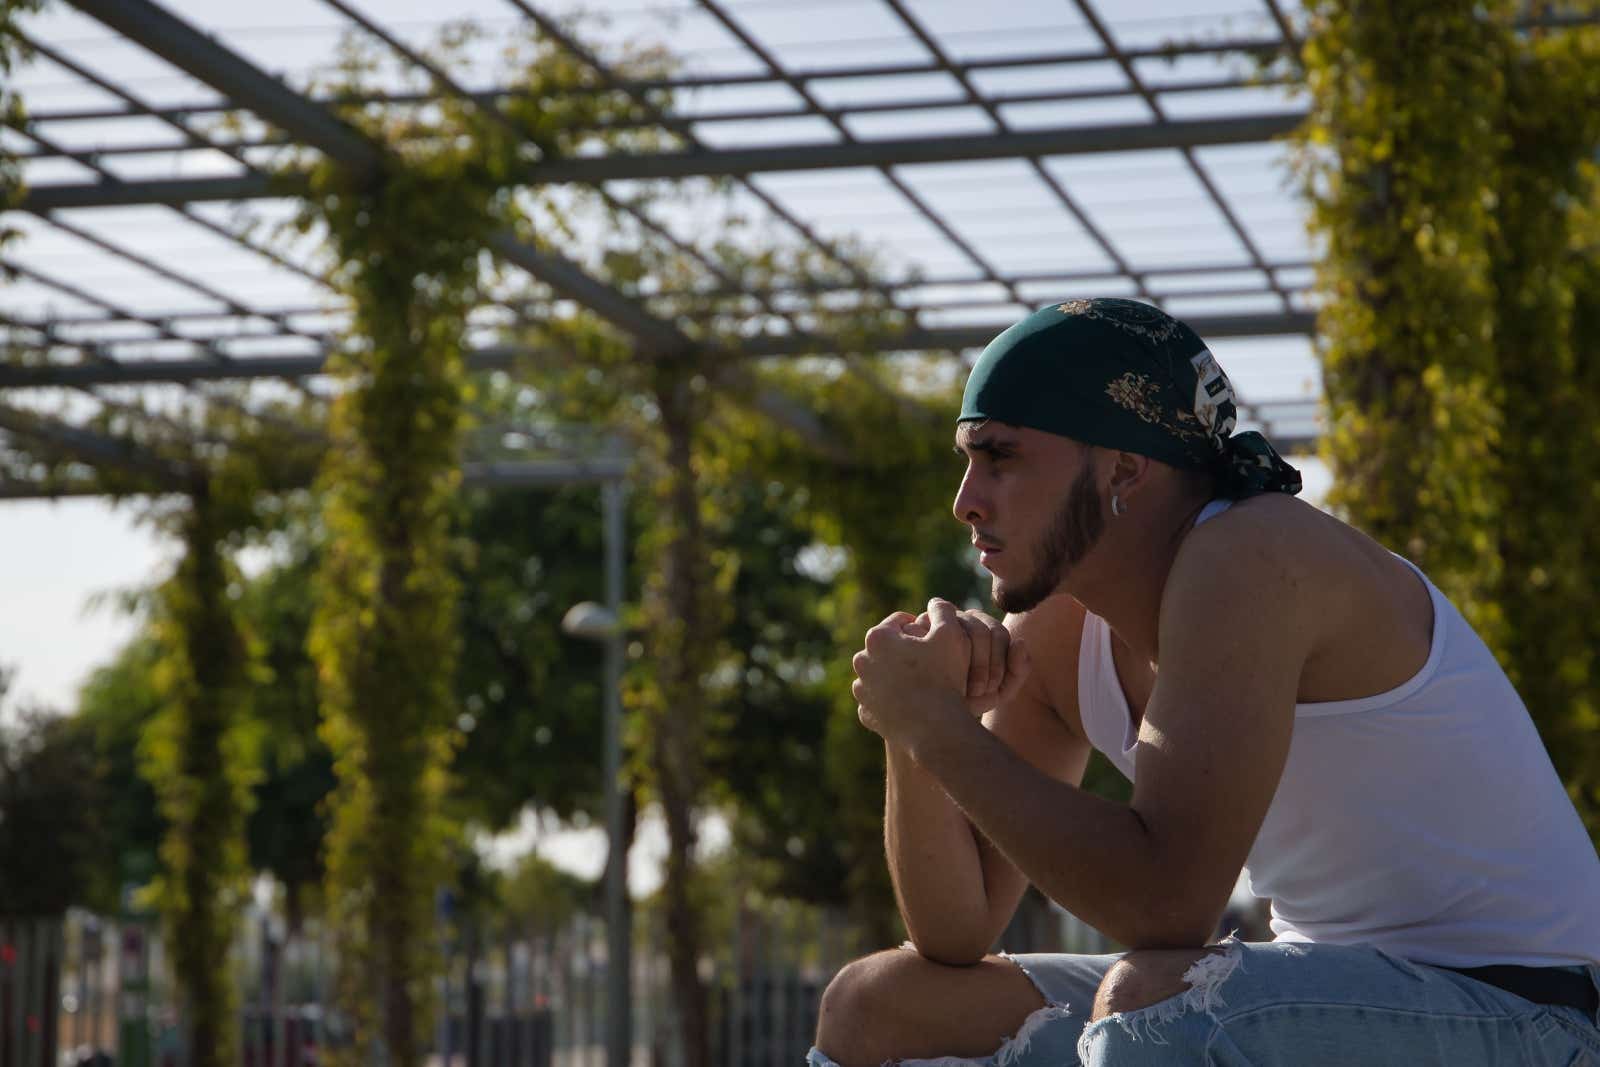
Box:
[1190,348,1236,437]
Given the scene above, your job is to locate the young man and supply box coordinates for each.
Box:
[808,299,1600,1066]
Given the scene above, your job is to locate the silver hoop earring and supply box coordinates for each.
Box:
[1112,494,1126,517]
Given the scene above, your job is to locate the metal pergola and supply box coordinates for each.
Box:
[1,0,1337,499]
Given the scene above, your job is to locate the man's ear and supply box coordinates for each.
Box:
[1106,449,1152,504]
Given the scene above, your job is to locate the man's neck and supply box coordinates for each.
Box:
[1068,493,1213,667]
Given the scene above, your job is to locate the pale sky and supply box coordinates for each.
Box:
[1,497,174,714]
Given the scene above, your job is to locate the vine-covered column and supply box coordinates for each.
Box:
[1298,0,1512,642]
[1490,24,1600,832]
[140,479,260,1067]
[633,359,721,1067]
[302,134,500,1063]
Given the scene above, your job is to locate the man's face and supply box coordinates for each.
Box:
[952,422,1105,614]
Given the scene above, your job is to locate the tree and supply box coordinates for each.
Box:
[0,667,106,916]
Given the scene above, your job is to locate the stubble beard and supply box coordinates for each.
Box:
[993,464,1106,615]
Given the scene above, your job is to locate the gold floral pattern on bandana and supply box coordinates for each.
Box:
[1055,297,1186,344]
[1106,372,1208,443]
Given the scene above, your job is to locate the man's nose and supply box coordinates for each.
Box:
[952,471,988,525]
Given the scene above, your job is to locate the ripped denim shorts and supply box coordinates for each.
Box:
[805,939,1600,1066]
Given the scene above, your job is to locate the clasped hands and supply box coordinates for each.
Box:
[851,598,1031,753]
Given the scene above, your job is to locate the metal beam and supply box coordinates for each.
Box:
[743,311,1319,356]
[16,75,1290,163]
[0,404,190,485]
[59,0,691,357]
[523,112,1303,180]
[14,259,1317,329]
[17,173,282,211]
[0,457,630,500]
[62,0,380,173]
[0,313,1317,388]
[20,112,1306,211]
[0,345,530,387]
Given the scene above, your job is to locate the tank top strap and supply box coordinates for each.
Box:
[1194,497,1234,527]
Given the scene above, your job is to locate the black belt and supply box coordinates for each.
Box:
[1440,964,1599,1015]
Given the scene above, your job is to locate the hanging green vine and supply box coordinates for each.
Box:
[1,0,42,264]
[299,124,489,1067]
[1489,18,1600,832]
[138,472,264,1067]
[293,25,667,1063]
[1296,0,1512,644]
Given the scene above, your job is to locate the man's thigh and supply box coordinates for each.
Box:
[1079,940,1600,1066]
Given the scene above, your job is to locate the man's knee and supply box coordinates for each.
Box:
[817,948,917,1036]
[1090,947,1223,1022]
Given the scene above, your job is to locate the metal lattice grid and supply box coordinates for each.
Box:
[2,0,1353,491]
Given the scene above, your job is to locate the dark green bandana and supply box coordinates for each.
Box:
[959,298,1302,499]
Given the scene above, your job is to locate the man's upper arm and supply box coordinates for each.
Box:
[1128,516,1318,944]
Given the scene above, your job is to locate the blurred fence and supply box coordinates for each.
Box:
[1,901,1113,1067]
[1,916,63,1067]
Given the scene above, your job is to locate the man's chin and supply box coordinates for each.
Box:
[992,574,1053,616]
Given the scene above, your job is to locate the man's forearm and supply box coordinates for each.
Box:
[884,740,994,962]
[908,696,1205,948]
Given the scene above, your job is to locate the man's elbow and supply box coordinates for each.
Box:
[902,933,990,968]
[1116,901,1222,951]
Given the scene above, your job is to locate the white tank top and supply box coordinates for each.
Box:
[1076,498,1600,967]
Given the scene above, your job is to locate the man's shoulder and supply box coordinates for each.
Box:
[1177,493,1315,570]
[1166,494,1348,629]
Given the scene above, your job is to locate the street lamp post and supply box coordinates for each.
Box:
[561,478,631,1067]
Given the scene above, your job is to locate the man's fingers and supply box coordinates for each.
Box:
[984,618,1011,696]
[964,613,992,696]
[993,638,1032,705]
[903,612,931,638]
[875,610,917,631]
[926,598,960,631]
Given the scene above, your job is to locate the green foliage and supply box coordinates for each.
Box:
[0,0,42,245]
[240,544,336,927]
[498,851,593,931]
[0,668,107,916]
[1296,0,1512,642]
[450,484,609,827]
[1490,22,1600,832]
[711,357,983,941]
[138,489,263,1067]
[73,639,165,911]
[297,32,527,1065]
[1301,4,1600,834]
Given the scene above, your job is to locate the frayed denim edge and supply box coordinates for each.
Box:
[1074,939,1244,1062]
[891,1003,1076,1067]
